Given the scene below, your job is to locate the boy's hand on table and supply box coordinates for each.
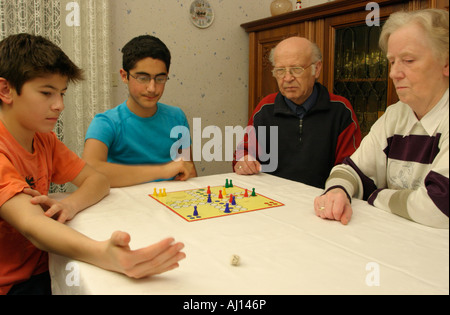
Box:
[103,232,186,278]
[23,188,77,223]
[166,160,196,181]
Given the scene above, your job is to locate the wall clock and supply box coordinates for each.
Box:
[190,0,214,29]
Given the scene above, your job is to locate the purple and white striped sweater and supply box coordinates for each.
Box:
[325,89,449,228]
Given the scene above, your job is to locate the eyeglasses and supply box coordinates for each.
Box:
[129,73,169,85]
[272,63,314,79]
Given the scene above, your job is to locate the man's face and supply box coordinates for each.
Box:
[273,41,321,105]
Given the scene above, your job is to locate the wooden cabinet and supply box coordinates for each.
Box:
[241,0,447,137]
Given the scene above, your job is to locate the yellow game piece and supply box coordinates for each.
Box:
[223,187,226,196]
[163,188,167,197]
[159,189,162,197]
[153,188,157,196]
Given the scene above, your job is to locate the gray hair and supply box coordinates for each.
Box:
[269,38,322,65]
[269,38,322,75]
[379,9,449,63]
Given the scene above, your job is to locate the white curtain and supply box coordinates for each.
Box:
[0,0,112,192]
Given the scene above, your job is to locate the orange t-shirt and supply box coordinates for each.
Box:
[0,121,86,294]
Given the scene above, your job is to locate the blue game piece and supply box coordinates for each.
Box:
[207,194,212,203]
[231,196,236,205]
[224,203,231,213]
[193,206,198,216]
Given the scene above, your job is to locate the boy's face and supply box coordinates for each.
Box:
[7,74,67,135]
[120,57,168,117]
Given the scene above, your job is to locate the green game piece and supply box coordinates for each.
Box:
[225,179,229,188]
[229,180,233,187]
[251,188,256,196]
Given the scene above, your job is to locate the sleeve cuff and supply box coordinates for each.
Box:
[323,185,352,203]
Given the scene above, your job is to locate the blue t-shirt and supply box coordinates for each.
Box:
[85,101,191,166]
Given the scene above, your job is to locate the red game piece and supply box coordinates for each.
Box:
[218,190,223,199]
[229,194,233,203]
[207,186,211,194]
[244,189,248,197]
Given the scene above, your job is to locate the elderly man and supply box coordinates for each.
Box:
[314,9,449,228]
[234,37,361,189]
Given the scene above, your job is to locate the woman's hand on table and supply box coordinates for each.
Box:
[314,188,353,225]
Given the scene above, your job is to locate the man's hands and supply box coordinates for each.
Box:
[234,155,261,175]
[314,188,353,225]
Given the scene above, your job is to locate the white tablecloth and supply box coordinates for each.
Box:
[49,173,449,295]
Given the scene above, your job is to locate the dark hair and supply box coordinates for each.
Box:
[121,35,171,73]
[0,33,84,98]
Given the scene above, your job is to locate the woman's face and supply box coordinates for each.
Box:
[387,23,449,118]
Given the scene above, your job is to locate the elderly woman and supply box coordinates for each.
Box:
[314,9,449,228]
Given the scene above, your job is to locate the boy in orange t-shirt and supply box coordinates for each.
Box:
[0,34,185,295]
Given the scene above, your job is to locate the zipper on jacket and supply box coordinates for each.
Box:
[299,118,303,143]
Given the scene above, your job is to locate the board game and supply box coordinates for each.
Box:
[149,179,284,222]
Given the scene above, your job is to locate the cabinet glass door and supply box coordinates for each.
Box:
[333,24,388,138]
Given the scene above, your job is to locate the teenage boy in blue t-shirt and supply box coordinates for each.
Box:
[83,35,197,187]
